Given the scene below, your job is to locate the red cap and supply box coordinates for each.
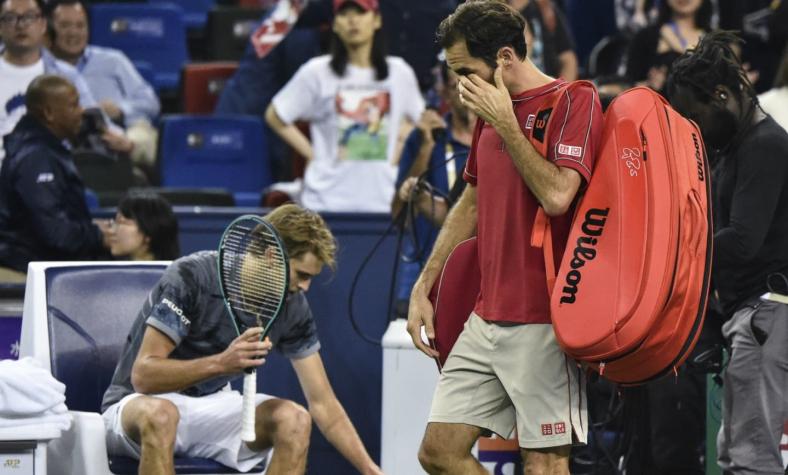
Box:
[333,0,379,13]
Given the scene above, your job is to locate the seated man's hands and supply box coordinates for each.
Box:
[101,130,135,154]
[217,328,272,374]
[99,99,123,122]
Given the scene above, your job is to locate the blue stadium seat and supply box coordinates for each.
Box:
[19,262,266,475]
[159,115,271,199]
[148,0,216,30]
[89,4,188,91]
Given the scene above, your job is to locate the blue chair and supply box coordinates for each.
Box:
[89,4,188,91]
[19,262,266,475]
[158,115,271,200]
[148,0,216,30]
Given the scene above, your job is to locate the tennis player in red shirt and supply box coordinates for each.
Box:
[407,2,603,473]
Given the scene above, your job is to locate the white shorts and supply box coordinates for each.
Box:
[102,388,275,472]
[429,312,588,449]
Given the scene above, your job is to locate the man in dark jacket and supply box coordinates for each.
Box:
[0,74,109,275]
[668,32,788,475]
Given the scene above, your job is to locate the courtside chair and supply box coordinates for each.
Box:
[181,62,239,114]
[89,3,189,91]
[148,0,217,30]
[158,115,271,206]
[19,262,266,475]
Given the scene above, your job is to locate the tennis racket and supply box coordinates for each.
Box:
[218,215,290,442]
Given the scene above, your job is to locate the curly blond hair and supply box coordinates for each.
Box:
[264,204,337,269]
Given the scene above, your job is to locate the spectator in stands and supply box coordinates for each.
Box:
[47,0,160,171]
[390,63,473,319]
[0,75,110,279]
[509,0,578,80]
[101,204,383,475]
[716,0,786,93]
[758,46,788,131]
[265,0,424,213]
[0,0,133,163]
[108,191,179,261]
[216,0,330,182]
[667,31,788,475]
[379,0,457,91]
[626,0,712,93]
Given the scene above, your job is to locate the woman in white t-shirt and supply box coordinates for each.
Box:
[266,0,425,213]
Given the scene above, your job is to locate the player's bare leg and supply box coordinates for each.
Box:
[520,445,571,475]
[121,396,179,475]
[418,422,487,475]
[247,398,312,475]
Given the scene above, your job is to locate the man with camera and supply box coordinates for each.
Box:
[389,64,475,319]
[0,0,133,163]
[0,74,110,279]
[47,0,159,169]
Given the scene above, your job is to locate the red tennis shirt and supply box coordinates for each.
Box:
[463,79,603,324]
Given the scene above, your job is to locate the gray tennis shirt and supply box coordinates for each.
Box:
[101,251,320,412]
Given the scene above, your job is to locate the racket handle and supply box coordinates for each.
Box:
[240,370,257,442]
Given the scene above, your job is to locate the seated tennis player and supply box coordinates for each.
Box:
[100,204,382,475]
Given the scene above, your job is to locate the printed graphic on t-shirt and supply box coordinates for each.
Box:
[335,87,390,161]
[4,93,24,117]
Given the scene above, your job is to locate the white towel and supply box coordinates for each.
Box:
[0,357,67,417]
[0,412,72,431]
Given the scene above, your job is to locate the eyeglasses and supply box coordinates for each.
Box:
[0,12,42,28]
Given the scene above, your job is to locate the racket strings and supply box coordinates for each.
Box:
[221,223,288,327]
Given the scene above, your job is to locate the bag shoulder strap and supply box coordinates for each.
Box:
[527,80,593,298]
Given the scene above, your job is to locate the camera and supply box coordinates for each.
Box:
[74,108,111,155]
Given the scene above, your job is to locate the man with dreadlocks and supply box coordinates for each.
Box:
[667,31,788,475]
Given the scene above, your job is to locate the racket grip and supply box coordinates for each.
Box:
[240,370,257,442]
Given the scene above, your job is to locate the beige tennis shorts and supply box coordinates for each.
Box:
[428,312,587,449]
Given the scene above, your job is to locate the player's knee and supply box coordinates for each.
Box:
[138,399,179,442]
[271,401,311,448]
[417,434,448,472]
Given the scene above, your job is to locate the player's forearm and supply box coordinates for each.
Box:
[414,187,477,294]
[131,354,225,394]
[311,399,378,474]
[498,121,576,216]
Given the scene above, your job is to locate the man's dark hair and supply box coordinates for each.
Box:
[657,0,713,31]
[25,74,73,118]
[117,191,180,260]
[436,0,528,69]
[45,0,87,18]
[666,31,757,105]
[1,0,45,13]
[329,4,388,80]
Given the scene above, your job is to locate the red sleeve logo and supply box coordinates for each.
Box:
[554,422,566,434]
[541,424,553,436]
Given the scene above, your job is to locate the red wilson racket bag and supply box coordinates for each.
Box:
[532,86,713,384]
[429,86,712,385]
